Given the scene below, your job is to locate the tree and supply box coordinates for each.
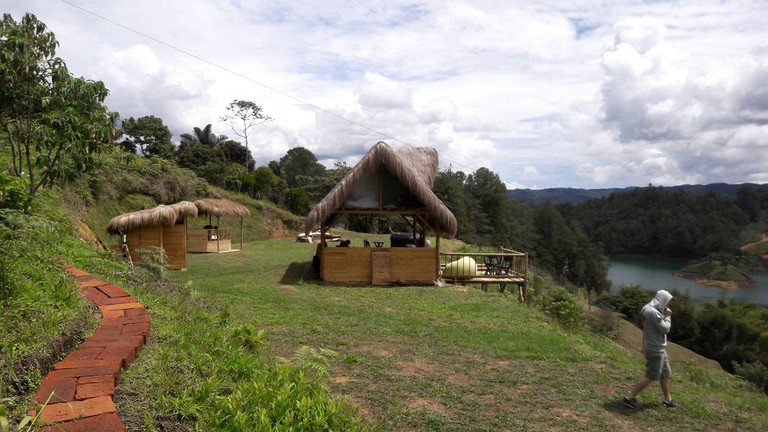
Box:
[278,147,326,188]
[251,166,281,200]
[0,13,118,197]
[221,100,272,168]
[284,187,310,215]
[180,124,227,148]
[119,115,174,158]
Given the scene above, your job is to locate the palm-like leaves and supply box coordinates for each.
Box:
[180,124,228,148]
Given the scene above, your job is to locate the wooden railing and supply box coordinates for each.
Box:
[439,248,528,301]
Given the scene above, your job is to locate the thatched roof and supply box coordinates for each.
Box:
[107,204,182,234]
[194,198,251,218]
[305,141,457,236]
[168,201,199,219]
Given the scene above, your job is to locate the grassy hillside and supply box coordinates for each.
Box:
[61,152,304,249]
[114,238,768,431]
[3,151,767,430]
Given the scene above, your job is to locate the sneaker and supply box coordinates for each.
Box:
[662,400,679,408]
[623,396,641,410]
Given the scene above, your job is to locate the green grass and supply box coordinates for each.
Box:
[4,184,767,430]
[128,238,767,432]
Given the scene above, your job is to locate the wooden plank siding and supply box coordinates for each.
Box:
[321,247,437,285]
[124,221,188,270]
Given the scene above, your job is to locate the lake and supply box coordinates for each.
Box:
[607,256,768,305]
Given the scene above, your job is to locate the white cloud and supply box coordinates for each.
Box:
[5,0,768,189]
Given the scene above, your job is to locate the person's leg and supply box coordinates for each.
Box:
[659,350,673,402]
[628,376,652,398]
[660,376,671,401]
[628,351,662,400]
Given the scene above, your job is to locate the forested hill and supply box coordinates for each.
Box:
[508,183,768,206]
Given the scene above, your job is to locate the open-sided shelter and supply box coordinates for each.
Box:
[305,141,458,285]
[189,198,250,253]
[106,201,198,270]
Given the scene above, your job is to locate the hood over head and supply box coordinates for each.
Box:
[649,289,673,312]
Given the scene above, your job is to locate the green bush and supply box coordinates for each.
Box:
[537,288,585,330]
[734,360,768,393]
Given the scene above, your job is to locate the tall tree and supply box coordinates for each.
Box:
[0,13,118,196]
[221,100,272,168]
[119,115,174,158]
[278,147,326,188]
[179,124,227,148]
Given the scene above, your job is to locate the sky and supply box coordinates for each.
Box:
[5,0,768,189]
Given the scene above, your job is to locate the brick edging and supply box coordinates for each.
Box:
[29,266,150,432]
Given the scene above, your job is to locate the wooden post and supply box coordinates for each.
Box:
[240,216,244,251]
[435,233,441,280]
[216,216,221,253]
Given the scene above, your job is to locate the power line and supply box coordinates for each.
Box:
[58,0,478,172]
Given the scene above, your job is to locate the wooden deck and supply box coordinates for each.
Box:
[440,249,528,301]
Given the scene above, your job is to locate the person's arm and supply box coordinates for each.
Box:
[651,309,672,334]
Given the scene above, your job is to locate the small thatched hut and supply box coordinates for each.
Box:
[106,201,198,270]
[188,198,251,253]
[305,141,458,285]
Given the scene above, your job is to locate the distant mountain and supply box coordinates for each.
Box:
[507,183,768,206]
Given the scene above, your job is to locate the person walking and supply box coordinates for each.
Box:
[623,289,679,409]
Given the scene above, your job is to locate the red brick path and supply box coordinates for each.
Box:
[30,266,150,431]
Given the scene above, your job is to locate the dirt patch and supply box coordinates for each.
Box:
[446,373,470,384]
[550,408,589,425]
[353,342,396,357]
[397,357,437,377]
[407,397,448,415]
[279,284,297,292]
[332,375,353,384]
[589,384,616,396]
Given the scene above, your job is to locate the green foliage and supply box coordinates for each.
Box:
[0,13,118,197]
[597,285,649,325]
[563,185,754,258]
[283,187,310,216]
[734,360,768,393]
[587,306,619,338]
[679,260,752,282]
[277,147,326,189]
[250,166,281,200]
[78,152,209,206]
[537,288,585,330]
[118,115,174,158]
[135,247,169,287]
[176,124,255,191]
[0,173,31,212]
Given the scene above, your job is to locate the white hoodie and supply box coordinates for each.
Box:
[641,290,673,352]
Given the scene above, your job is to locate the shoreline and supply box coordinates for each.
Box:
[674,272,755,290]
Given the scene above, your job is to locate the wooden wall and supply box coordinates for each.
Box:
[125,221,188,270]
[163,222,187,269]
[321,247,437,285]
[322,247,372,283]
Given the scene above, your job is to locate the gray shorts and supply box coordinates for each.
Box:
[644,350,671,381]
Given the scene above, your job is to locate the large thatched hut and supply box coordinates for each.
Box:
[305,141,457,285]
[188,198,250,253]
[106,201,198,270]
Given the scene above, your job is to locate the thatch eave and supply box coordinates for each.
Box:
[194,198,251,218]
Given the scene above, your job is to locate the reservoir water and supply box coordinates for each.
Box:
[607,256,768,306]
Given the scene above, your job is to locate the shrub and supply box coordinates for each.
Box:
[588,306,619,338]
[734,360,768,393]
[538,288,585,330]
